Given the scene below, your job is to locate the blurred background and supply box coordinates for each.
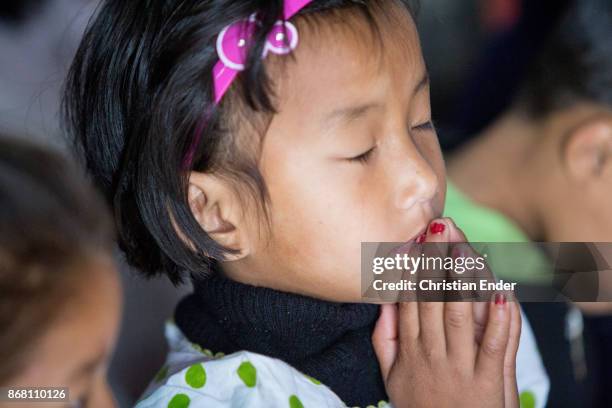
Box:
[0,3,190,406]
[0,0,575,406]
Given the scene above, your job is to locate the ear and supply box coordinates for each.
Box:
[564,114,612,182]
[187,171,251,261]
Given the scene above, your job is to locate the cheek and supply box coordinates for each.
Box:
[589,201,612,240]
[92,267,122,346]
[263,173,364,278]
[261,146,361,253]
[255,194,362,300]
[268,186,353,258]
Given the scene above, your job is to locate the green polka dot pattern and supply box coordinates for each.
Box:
[185,363,207,389]
[520,390,536,408]
[289,395,304,408]
[305,375,321,385]
[237,361,257,387]
[167,393,190,408]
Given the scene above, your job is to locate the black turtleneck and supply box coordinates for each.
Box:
[174,264,387,407]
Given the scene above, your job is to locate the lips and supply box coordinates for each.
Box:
[389,226,428,256]
[412,225,429,243]
[415,230,427,244]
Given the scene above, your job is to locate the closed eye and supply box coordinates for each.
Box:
[413,121,435,132]
[348,147,376,164]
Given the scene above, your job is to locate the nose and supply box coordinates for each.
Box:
[391,138,439,211]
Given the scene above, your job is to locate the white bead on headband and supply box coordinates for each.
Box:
[212,0,312,103]
[184,0,312,168]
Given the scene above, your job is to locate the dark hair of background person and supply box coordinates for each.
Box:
[0,0,47,24]
[63,0,418,285]
[440,0,570,150]
[517,0,612,118]
[0,136,115,384]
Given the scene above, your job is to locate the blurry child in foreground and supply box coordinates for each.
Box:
[0,136,121,407]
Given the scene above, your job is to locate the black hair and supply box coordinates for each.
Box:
[519,0,612,117]
[0,0,46,24]
[0,136,114,383]
[63,0,417,284]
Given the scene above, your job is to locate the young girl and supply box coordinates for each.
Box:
[64,0,547,406]
[0,136,121,407]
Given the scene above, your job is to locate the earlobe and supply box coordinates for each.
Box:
[187,171,250,261]
[565,115,612,181]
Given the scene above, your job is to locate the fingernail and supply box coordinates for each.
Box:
[494,293,506,306]
[416,232,427,243]
[429,222,446,235]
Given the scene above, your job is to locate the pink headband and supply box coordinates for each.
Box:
[184,0,311,168]
[212,0,312,103]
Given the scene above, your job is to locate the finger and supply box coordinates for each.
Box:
[444,217,468,243]
[395,241,423,340]
[398,300,420,342]
[372,303,399,381]
[444,218,484,301]
[504,297,522,408]
[503,302,521,408]
[447,238,490,345]
[444,222,476,364]
[454,238,496,304]
[444,219,495,347]
[473,300,489,345]
[394,238,423,303]
[476,293,511,376]
[504,297,522,373]
[417,218,450,353]
[444,301,476,368]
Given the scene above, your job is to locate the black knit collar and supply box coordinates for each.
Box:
[174,263,387,406]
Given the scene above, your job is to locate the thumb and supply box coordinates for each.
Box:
[372,303,399,381]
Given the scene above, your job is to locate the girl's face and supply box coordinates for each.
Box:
[6,256,122,407]
[226,9,445,302]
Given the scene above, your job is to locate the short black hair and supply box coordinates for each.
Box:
[519,0,612,117]
[63,0,417,284]
[0,136,114,383]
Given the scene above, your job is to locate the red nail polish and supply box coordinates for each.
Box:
[429,222,445,234]
[495,293,506,305]
[416,232,427,243]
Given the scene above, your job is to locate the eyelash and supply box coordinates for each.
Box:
[414,121,435,132]
[348,147,375,164]
[347,121,434,164]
